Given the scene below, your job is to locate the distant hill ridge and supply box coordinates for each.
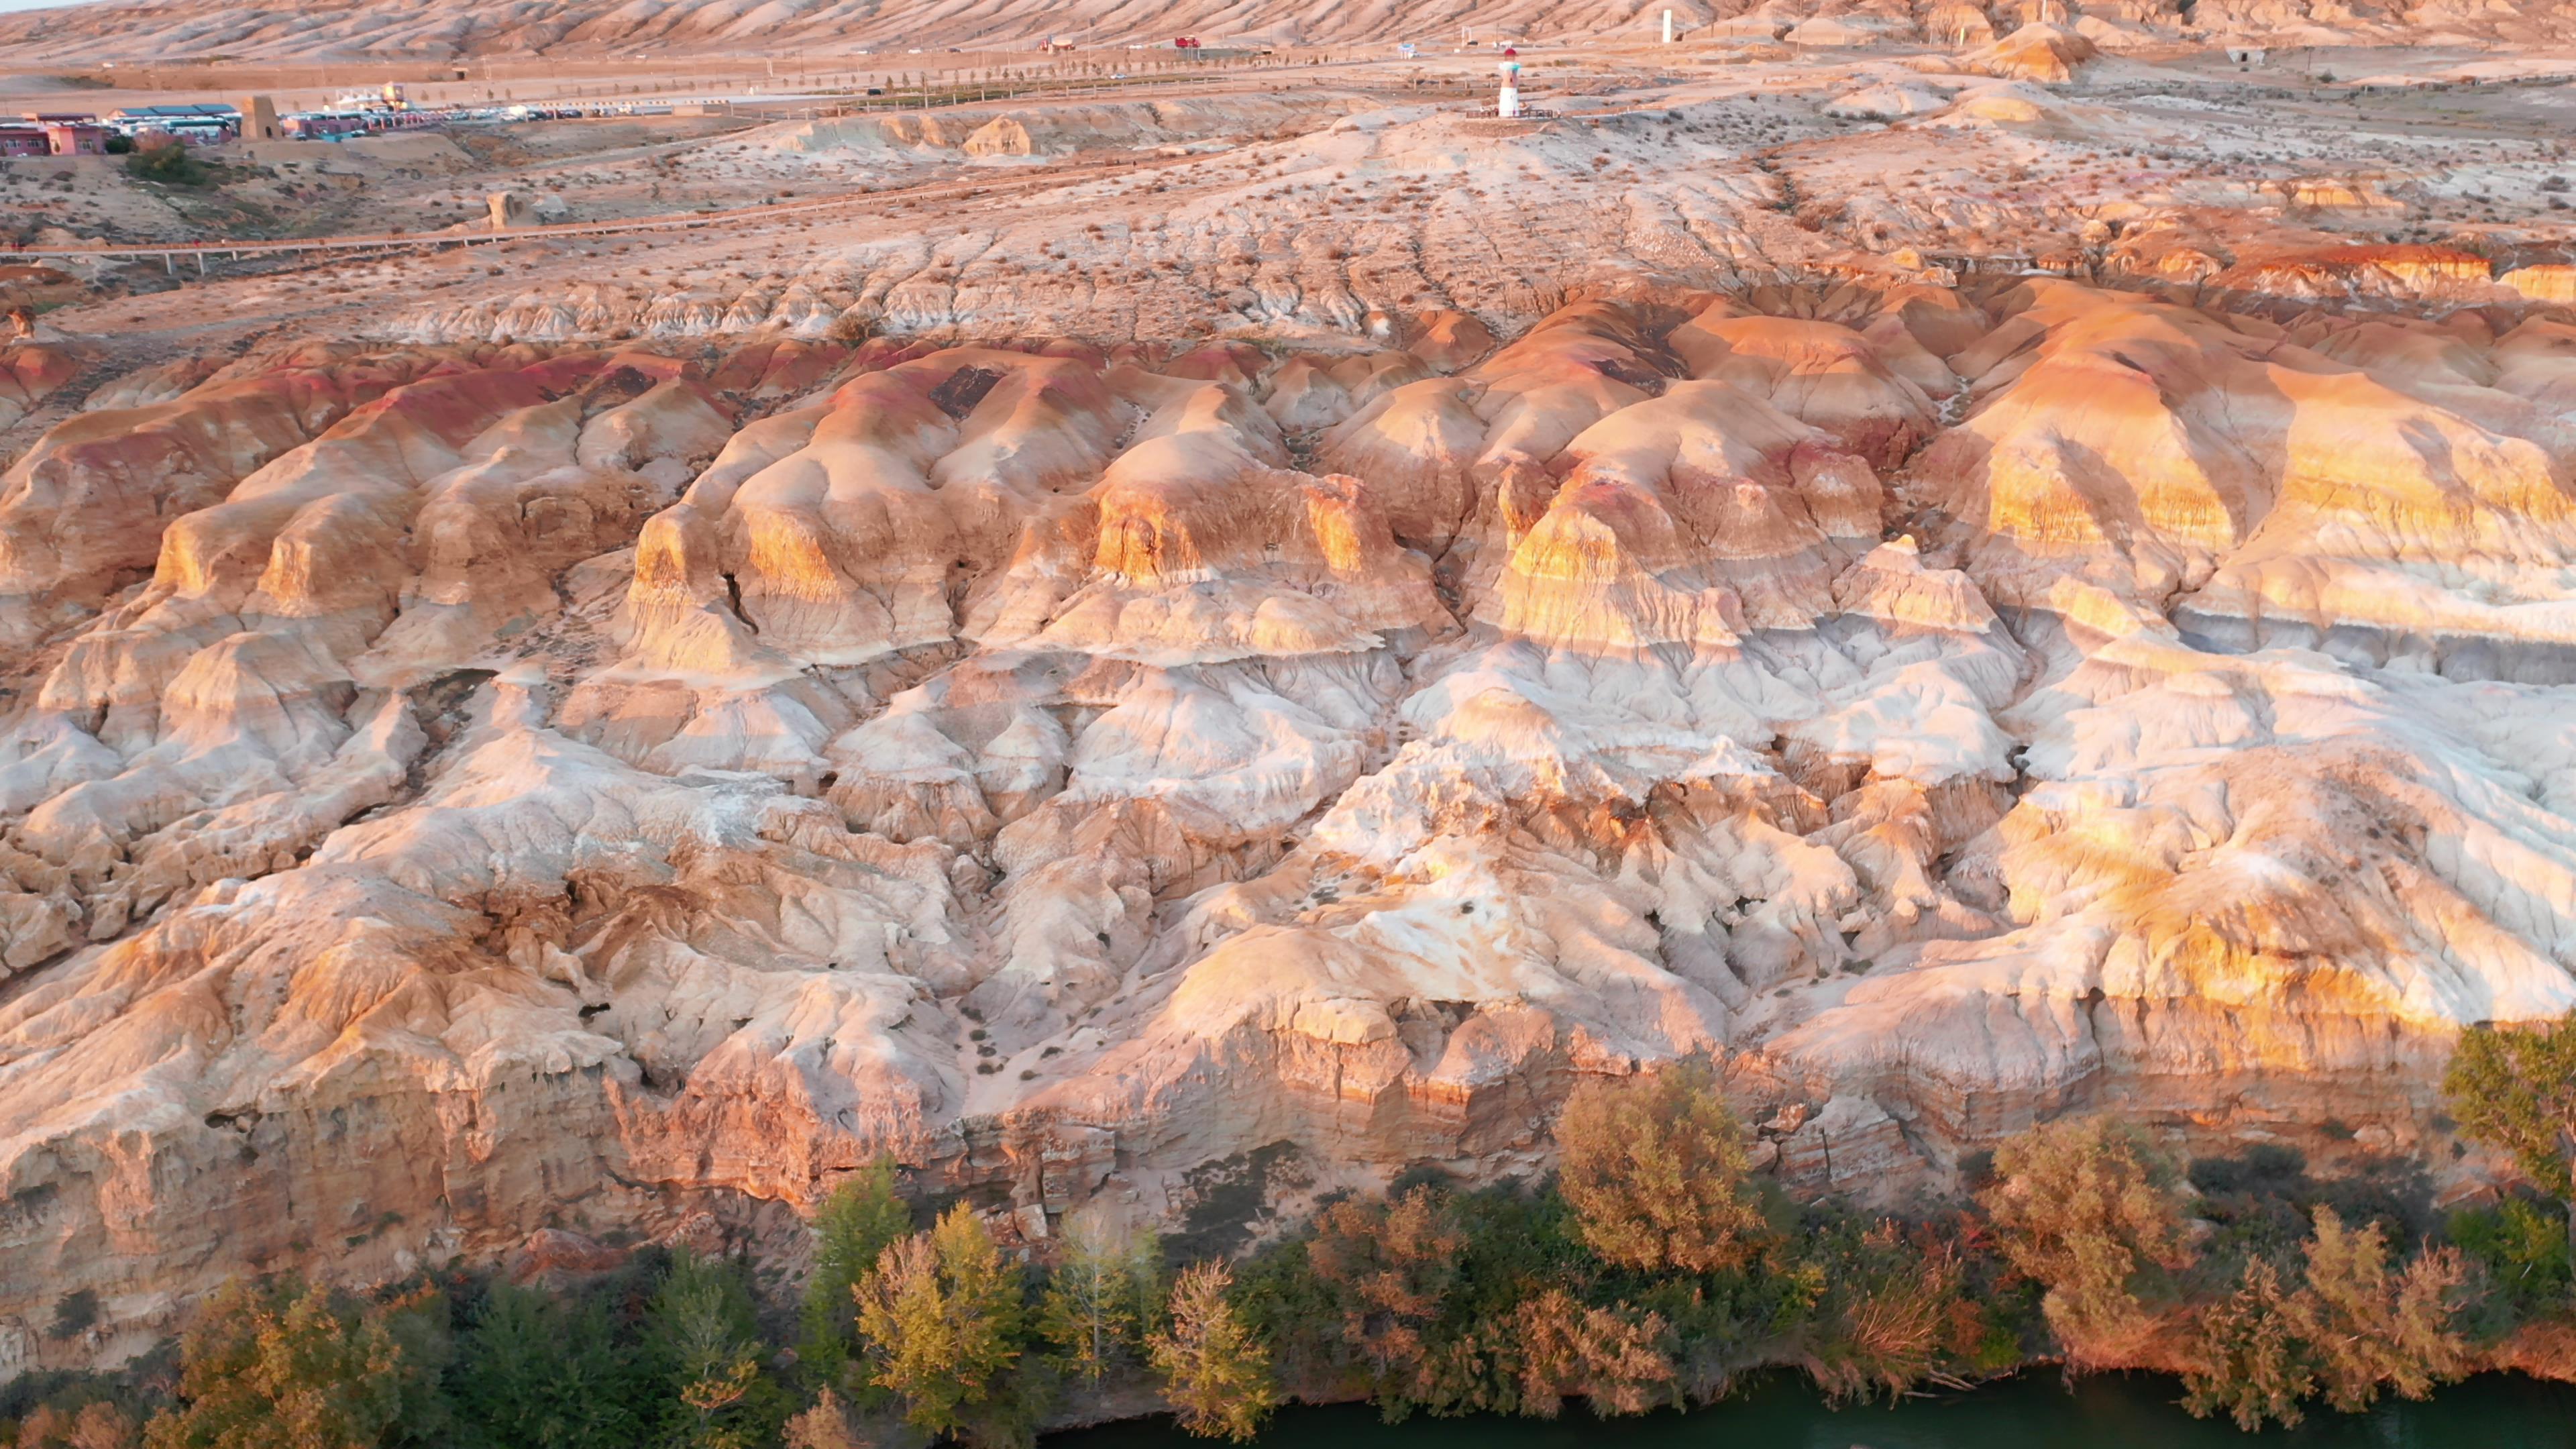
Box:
[0,0,2570,63]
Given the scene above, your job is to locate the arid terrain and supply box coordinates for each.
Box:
[1,0,2575,1383]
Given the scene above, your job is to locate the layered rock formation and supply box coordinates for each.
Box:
[4,273,2576,1372]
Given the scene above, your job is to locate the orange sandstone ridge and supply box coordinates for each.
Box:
[2,276,2576,1364]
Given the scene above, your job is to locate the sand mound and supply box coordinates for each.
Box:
[1961,21,2100,83]
[1824,80,1954,119]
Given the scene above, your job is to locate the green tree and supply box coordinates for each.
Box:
[2447,1196,2571,1317]
[856,1205,1034,1446]
[801,1161,914,1392]
[1149,1263,1279,1442]
[2183,1258,2314,1431]
[647,1252,777,1449]
[1037,1205,1161,1387]
[2447,1012,2576,1258]
[1979,1116,2196,1366]
[145,1280,446,1449]
[1554,1062,1770,1275]
[453,1281,639,1449]
[378,1286,455,1448]
[2287,1207,2467,1411]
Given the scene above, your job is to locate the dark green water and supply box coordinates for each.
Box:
[1048,1373,2576,1448]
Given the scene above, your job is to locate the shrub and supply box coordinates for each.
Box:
[47,1290,98,1342]
[1556,1062,1770,1276]
[2289,1207,2466,1411]
[1509,1289,1674,1417]
[15,1400,142,1449]
[123,146,207,187]
[1979,1116,2196,1366]
[2183,1257,2312,1430]
[1799,1222,1973,1403]
[779,1390,865,1449]
[2448,1195,2571,1321]
[1302,1186,1463,1410]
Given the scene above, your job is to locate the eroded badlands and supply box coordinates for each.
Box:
[3,17,2576,1372]
[5,274,2576,1362]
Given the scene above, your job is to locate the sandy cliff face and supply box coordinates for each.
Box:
[3,273,2575,1364]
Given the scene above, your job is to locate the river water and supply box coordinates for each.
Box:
[1046,1373,2576,1448]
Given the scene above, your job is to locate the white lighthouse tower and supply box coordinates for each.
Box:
[1497,56,1521,117]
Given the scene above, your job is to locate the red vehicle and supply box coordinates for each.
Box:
[1172,36,1201,48]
